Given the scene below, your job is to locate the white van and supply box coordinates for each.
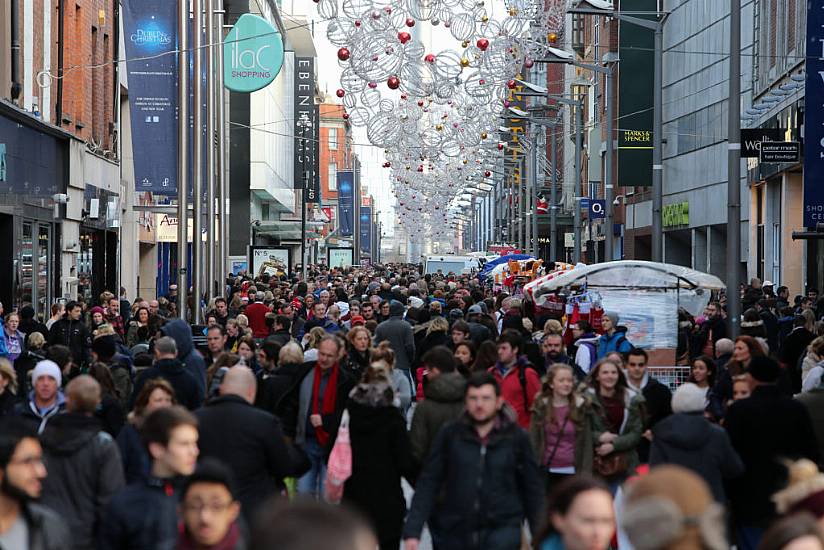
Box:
[423,255,478,275]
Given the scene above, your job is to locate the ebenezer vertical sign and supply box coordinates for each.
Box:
[805,2,824,228]
[294,57,318,204]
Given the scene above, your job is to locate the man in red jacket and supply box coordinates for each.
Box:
[489,329,541,428]
[245,290,270,339]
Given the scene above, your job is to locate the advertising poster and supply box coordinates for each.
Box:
[122,0,178,195]
[600,290,677,349]
[294,56,315,191]
[249,246,291,278]
[360,206,372,256]
[328,247,354,269]
[337,170,355,236]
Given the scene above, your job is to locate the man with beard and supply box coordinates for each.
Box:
[0,417,70,549]
[403,372,543,550]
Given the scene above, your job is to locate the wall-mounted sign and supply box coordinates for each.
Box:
[249,246,291,278]
[589,199,606,220]
[805,4,824,228]
[328,247,354,269]
[760,141,800,163]
[741,128,783,158]
[662,201,689,228]
[224,14,284,92]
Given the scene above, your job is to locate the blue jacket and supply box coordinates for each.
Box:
[597,328,633,359]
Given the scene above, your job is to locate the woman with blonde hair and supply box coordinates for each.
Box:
[235,313,252,338]
[415,316,450,367]
[345,326,372,380]
[530,363,587,494]
[0,358,19,416]
[302,326,327,362]
[371,341,412,413]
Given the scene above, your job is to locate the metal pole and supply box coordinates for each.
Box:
[574,99,583,264]
[727,0,741,337]
[530,131,539,257]
[192,0,203,324]
[517,160,524,250]
[605,65,615,261]
[205,0,215,302]
[301,169,307,279]
[216,0,226,291]
[651,20,664,262]
[177,0,189,321]
[550,126,558,263]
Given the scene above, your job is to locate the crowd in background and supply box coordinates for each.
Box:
[0,265,824,549]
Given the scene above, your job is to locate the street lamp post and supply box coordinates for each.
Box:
[176,0,189,322]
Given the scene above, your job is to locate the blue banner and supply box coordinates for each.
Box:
[360,206,372,256]
[122,0,178,195]
[805,1,824,228]
[338,170,354,237]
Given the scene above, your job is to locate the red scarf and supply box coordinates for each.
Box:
[311,363,339,446]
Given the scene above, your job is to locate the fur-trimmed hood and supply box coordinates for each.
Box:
[349,380,397,408]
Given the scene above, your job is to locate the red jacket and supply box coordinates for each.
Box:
[244,302,270,338]
[489,358,541,429]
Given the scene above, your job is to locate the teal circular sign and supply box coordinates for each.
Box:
[224,14,284,93]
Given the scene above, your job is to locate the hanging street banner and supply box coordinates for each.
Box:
[617,0,656,187]
[223,14,284,92]
[122,0,178,195]
[306,104,321,203]
[360,206,372,256]
[337,170,355,237]
[294,56,315,191]
[805,2,824,228]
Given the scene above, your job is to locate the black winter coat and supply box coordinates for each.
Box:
[100,477,182,550]
[343,383,416,546]
[255,362,304,437]
[650,412,743,502]
[414,330,449,368]
[725,384,821,526]
[159,319,207,396]
[403,411,545,549]
[195,394,310,518]
[780,327,815,393]
[116,421,150,485]
[635,376,673,462]
[40,413,125,549]
[131,358,204,410]
[48,317,90,366]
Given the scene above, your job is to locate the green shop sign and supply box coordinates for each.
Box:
[224,14,284,93]
[662,202,689,228]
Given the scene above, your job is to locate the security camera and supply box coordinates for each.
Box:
[52,193,69,204]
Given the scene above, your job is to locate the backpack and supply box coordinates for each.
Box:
[578,341,598,371]
[517,364,538,412]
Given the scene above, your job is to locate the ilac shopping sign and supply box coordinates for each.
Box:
[224,14,284,93]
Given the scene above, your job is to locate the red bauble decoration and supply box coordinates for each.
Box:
[476,38,490,51]
[337,47,351,61]
[484,170,491,177]
[417,100,424,107]
[387,75,400,89]
[383,162,391,168]
[398,31,411,44]
[479,79,486,85]
[335,89,345,98]
[342,113,349,120]
[424,53,436,63]
[524,57,534,68]
[497,143,505,150]
[405,18,415,27]
[354,20,361,27]
[368,81,378,89]
[506,79,517,89]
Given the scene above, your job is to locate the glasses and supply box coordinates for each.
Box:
[183,501,234,514]
[10,455,44,467]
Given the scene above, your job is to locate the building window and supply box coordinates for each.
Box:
[328,161,337,192]
[329,128,338,150]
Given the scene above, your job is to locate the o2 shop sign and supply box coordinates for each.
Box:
[224,14,284,93]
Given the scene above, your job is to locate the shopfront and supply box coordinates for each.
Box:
[78,184,120,304]
[0,103,68,320]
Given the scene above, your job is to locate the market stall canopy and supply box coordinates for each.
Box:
[531,260,725,304]
[479,254,535,280]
